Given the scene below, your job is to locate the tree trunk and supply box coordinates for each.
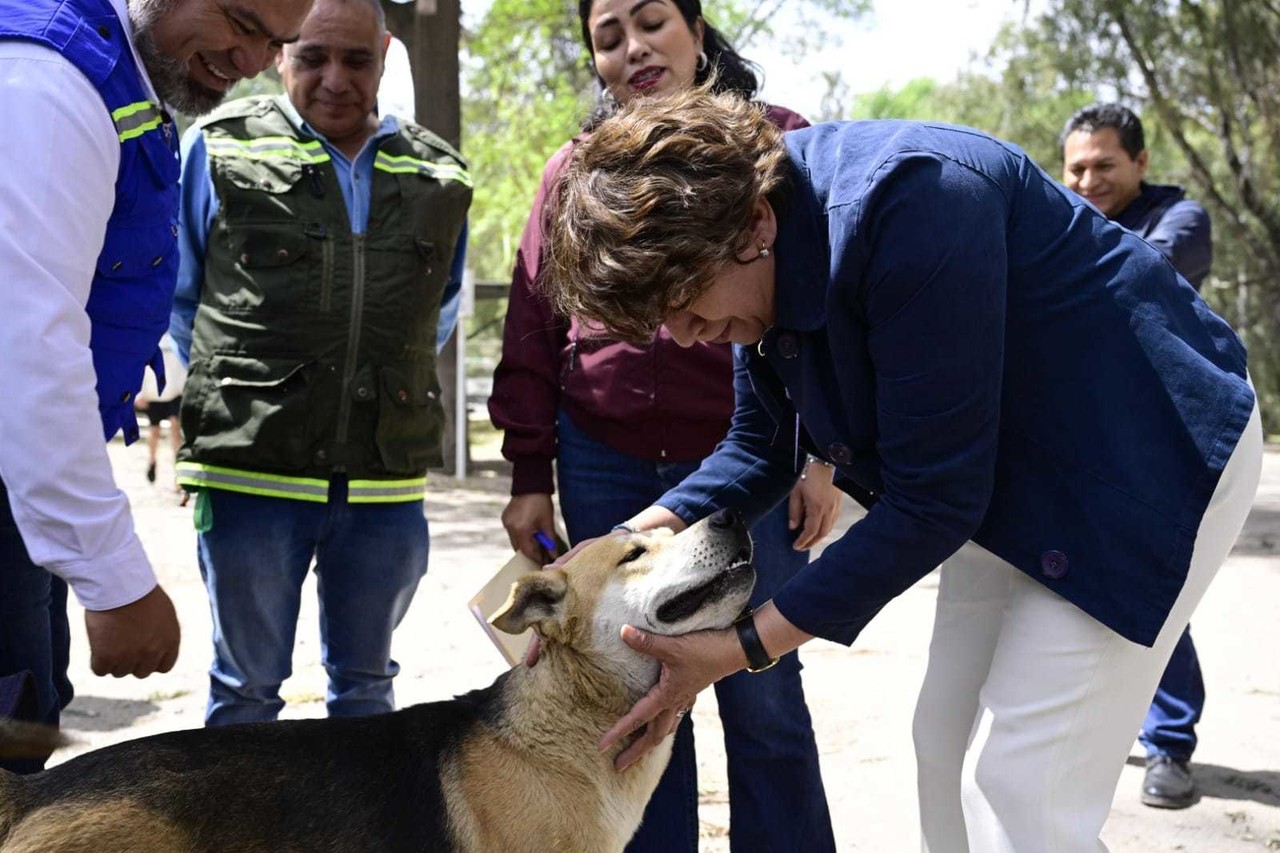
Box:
[383,0,467,475]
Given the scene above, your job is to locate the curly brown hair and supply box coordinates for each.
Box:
[544,85,790,342]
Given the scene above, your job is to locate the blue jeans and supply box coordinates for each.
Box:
[197,480,428,726]
[557,412,835,853]
[0,478,73,773]
[1139,626,1203,761]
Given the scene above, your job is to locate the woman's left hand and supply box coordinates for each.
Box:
[788,461,843,550]
[599,624,745,771]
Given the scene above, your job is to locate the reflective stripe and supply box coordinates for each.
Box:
[374,152,473,187]
[348,478,428,503]
[176,462,330,502]
[176,464,427,504]
[112,100,164,142]
[206,136,331,164]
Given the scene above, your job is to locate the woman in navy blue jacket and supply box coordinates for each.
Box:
[543,87,1263,850]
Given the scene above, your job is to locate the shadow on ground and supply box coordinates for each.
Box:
[61,695,159,732]
[1126,755,1280,807]
[1234,506,1280,556]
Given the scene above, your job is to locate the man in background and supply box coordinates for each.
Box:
[1063,102,1213,809]
[172,0,471,725]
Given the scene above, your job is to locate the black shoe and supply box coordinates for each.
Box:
[145,462,156,484]
[1141,755,1196,809]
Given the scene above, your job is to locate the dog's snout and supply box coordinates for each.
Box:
[708,508,744,532]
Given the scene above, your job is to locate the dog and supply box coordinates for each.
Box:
[0,508,755,852]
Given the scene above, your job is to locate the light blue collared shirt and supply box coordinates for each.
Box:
[170,97,467,363]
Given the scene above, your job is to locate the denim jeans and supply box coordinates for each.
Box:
[197,480,428,726]
[557,412,835,853]
[0,477,73,773]
[1139,626,1203,761]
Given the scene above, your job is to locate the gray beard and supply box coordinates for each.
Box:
[129,0,227,115]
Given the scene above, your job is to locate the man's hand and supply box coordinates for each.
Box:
[83,584,181,678]
[501,493,558,562]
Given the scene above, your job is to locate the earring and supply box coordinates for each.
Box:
[696,51,709,72]
[758,244,771,260]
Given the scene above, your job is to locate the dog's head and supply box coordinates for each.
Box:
[490,509,755,692]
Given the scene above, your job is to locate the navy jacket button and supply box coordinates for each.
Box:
[1040,550,1070,579]
[827,443,852,465]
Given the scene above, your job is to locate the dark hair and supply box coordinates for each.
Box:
[1060,103,1145,160]
[578,0,762,131]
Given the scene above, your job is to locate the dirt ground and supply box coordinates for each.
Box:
[48,436,1280,851]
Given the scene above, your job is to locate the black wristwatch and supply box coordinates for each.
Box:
[733,609,778,673]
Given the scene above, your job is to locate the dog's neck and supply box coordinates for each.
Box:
[497,640,660,759]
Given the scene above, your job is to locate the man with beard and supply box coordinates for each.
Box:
[171,0,471,726]
[0,0,313,773]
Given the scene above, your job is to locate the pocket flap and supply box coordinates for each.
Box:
[232,229,311,270]
[379,364,437,406]
[210,355,311,389]
[215,156,305,195]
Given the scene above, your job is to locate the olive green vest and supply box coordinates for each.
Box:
[176,96,472,503]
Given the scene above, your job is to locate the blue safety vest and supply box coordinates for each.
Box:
[0,0,179,444]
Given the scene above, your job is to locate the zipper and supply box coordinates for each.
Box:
[305,223,334,312]
[321,236,334,312]
[335,233,366,449]
[559,341,578,389]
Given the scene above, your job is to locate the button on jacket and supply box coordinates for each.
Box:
[659,121,1253,648]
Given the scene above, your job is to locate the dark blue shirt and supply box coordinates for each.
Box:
[659,121,1253,648]
[1113,182,1211,290]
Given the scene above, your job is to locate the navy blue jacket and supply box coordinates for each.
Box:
[1114,182,1211,291]
[659,121,1253,648]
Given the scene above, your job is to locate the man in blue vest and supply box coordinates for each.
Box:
[0,0,313,773]
[1062,102,1213,810]
[171,0,471,726]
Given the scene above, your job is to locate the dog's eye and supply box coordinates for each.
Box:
[618,546,646,565]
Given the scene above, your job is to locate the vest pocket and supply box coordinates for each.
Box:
[219,226,315,314]
[187,354,316,470]
[375,363,444,473]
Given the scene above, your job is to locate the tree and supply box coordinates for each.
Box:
[826,1,1280,428]
[1026,0,1280,425]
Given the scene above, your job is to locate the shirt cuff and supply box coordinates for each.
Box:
[54,535,158,612]
[510,456,556,496]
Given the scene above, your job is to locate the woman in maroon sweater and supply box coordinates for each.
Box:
[488,1,840,850]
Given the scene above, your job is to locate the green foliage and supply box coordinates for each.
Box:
[460,0,593,283]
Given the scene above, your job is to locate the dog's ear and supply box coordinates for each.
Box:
[490,569,569,635]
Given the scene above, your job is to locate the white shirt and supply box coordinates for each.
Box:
[379,36,416,122]
[0,0,160,610]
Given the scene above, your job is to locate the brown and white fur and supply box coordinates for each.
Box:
[0,509,755,852]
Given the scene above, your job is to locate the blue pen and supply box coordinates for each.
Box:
[533,530,557,554]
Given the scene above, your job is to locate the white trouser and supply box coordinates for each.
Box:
[914,402,1262,853]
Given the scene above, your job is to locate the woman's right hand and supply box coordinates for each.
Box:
[501,493,558,563]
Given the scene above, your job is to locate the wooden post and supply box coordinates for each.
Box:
[382,0,467,476]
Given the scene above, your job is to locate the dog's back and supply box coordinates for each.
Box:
[0,684,502,852]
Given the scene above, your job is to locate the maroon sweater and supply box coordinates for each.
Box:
[488,105,810,495]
